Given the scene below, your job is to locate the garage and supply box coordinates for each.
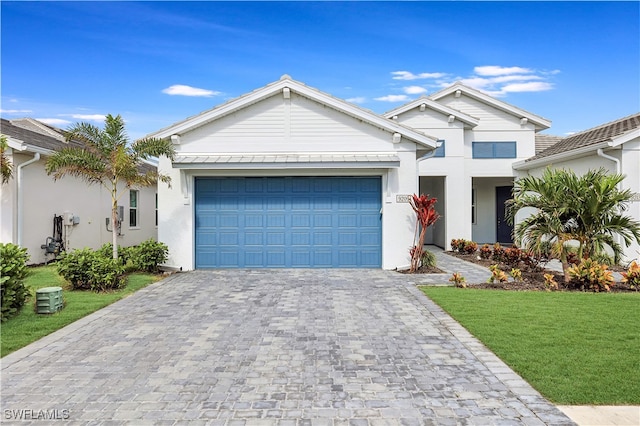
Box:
[194,176,382,268]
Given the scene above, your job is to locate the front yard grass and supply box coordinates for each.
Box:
[421,287,640,405]
[1,266,160,358]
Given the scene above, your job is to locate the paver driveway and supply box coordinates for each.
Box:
[1,270,574,425]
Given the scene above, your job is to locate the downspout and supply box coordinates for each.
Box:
[596,148,622,259]
[596,148,621,176]
[17,152,41,246]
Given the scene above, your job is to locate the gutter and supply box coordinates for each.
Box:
[17,153,40,246]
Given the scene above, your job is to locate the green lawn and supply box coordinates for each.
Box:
[421,287,640,405]
[1,266,160,358]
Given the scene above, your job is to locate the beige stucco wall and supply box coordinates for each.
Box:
[1,151,159,265]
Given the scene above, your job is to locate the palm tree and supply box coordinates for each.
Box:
[506,168,576,282]
[45,114,175,259]
[507,167,640,282]
[1,134,13,184]
[569,168,640,263]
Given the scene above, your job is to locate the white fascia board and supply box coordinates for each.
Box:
[513,141,611,170]
[429,83,552,130]
[610,128,640,147]
[146,77,439,149]
[383,97,480,127]
[173,162,400,170]
[4,137,54,156]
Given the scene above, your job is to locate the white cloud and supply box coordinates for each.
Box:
[403,86,428,95]
[36,118,72,126]
[162,84,220,97]
[374,95,409,102]
[391,71,446,81]
[346,97,366,104]
[474,66,533,76]
[71,114,106,122]
[501,82,553,93]
[0,109,33,114]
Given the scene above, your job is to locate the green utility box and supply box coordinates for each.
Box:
[36,287,63,314]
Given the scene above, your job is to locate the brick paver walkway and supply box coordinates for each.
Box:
[1,269,574,425]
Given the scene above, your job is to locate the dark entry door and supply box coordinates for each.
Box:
[496,186,513,244]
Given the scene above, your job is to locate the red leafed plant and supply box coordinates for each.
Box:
[409,194,440,272]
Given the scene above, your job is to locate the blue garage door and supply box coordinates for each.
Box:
[195,177,382,268]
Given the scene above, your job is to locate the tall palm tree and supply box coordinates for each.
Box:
[1,134,13,184]
[507,167,640,282]
[45,114,175,259]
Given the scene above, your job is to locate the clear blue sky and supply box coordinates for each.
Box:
[2,1,638,140]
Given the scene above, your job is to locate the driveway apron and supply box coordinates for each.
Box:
[1,270,574,425]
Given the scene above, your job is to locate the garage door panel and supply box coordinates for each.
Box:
[195,177,381,268]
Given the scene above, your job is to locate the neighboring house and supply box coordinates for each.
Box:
[514,113,640,262]
[148,76,553,270]
[0,118,159,265]
[385,83,551,249]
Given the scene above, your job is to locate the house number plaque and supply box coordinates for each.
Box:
[396,195,411,203]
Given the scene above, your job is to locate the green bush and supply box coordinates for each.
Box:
[96,243,131,266]
[0,243,31,321]
[128,239,168,273]
[420,249,437,268]
[57,249,125,291]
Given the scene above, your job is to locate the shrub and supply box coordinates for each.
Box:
[487,264,508,283]
[420,249,437,269]
[451,239,466,253]
[0,243,31,321]
[621,261,640,289]
[510,268,523,282]
[492,243,506,263]
[57,249,125,291]
[463,240,478,254]
[449,272,466,288]
[129,239,168,273]
[543,273,559,291]
[479,244,492,259]
[503,247,523,267]
[96,243,131,266]
[568,259,615,292]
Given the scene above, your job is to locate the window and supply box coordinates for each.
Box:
[471,188,477,224]
[129,190,139,228]
[155,193,158,227]
[472,141,517,158]
[434,140,445,157]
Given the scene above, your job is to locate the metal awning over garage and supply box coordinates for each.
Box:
[173,152,400,169]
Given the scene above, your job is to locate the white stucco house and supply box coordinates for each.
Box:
[148,76,558,270]
[1,118,159,265]
[514,113,640,262]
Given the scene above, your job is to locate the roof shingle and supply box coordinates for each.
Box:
[527,112,640,162]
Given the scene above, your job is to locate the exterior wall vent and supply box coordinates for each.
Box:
[36,287,63,314]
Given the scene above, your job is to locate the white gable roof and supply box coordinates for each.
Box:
[428,82,552,130]
[147,75,439,149]
[383,96,480,127]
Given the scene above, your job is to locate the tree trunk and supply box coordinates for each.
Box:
[111,189,119,260]
[560,250,571,283]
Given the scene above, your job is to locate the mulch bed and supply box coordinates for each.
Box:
[430,251,637,293]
